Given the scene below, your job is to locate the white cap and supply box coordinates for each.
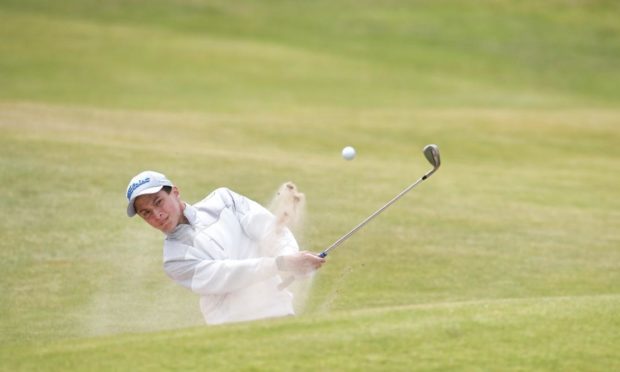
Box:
[125,170,173,217]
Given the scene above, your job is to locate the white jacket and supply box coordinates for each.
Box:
[163,187,298,325]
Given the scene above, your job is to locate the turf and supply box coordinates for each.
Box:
[1,1,619,371]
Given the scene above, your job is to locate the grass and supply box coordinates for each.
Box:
[1,0,619,370]
[2,1,620,110]
[2,295,619,371]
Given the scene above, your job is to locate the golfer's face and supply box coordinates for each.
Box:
[134,188,183,234]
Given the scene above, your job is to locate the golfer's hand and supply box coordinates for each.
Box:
[276,251,326,275]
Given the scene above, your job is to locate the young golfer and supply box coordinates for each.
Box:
[126,170,325,325]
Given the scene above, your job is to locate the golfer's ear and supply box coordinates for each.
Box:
[172,186,181,198]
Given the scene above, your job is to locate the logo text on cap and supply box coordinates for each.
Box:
[127,177,151,200]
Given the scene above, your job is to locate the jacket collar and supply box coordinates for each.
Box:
[167,202,197,238]
[182,202,198,226]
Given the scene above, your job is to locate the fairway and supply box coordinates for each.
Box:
[1,1,619,371]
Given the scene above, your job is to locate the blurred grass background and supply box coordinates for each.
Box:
[1,0,619,370]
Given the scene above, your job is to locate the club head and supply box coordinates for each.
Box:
[423,144,441,169]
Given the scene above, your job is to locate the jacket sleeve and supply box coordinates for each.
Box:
[163,243,280,295]
[218,188,299,254]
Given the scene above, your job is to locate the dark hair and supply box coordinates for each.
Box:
[162,186,172,194]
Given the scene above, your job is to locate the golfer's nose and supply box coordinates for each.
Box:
[153,208,165,220]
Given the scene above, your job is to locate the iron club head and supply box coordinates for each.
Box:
[423,144,441,169]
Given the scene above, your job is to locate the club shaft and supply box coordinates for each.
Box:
[320,168,436,257]
[278,163,439,290]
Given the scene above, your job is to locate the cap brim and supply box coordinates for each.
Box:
[126,185,164,217]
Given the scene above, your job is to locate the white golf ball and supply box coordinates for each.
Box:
[342,146,356,161]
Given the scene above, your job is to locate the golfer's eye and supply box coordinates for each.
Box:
[141,211,151,218]
[155,199,162,206]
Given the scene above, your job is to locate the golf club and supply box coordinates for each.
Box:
[278,144,441,290]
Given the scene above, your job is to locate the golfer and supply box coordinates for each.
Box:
[125,170,325,325]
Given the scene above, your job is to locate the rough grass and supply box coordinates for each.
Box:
[2,1,620,110]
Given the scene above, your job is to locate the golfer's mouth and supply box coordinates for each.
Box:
[158,216,169,229]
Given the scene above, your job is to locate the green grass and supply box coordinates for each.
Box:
[2,0,620,110]
[2,295,619,371]
[1,0,619,370]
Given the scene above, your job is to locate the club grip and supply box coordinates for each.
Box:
[278,252,328,290]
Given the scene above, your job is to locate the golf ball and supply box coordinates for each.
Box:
[342,146,356,161]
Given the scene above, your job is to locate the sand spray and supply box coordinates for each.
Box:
[261,181,315,314]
